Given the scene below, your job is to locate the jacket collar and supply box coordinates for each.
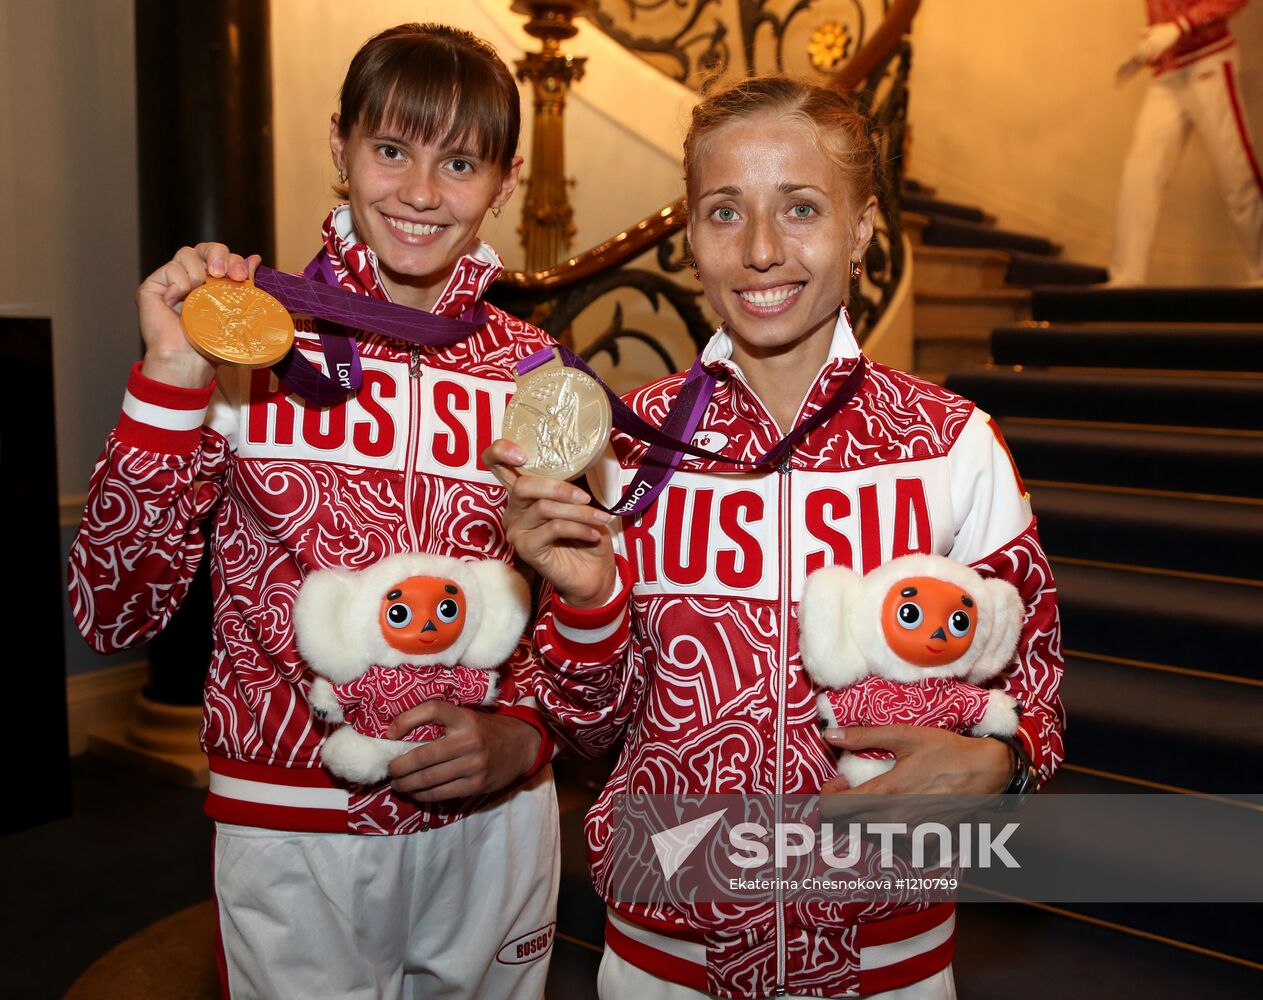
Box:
[699,308,862,377]
[320,204,503,317]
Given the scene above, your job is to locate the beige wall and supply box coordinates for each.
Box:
[907,0,1263,284]
[0,0,141,494]
[0,0,142,678]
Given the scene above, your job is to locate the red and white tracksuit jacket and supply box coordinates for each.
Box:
[1146,0,1245,75]
[68,206,555,836]
[532,317,1064,998]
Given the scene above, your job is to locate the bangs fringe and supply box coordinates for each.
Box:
[346,35,518,168]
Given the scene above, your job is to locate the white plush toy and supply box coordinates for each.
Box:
[294,552,530,784]
[798,554,1024,788]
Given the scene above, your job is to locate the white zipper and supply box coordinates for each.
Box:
[774,455,792,993]
[403,348,424,552]
[724,368,795,994]
[717,359,838,995]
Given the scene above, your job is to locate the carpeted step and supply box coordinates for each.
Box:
[955,900,1263,995]
[947,369,1263,430]
[1001,421,1263,497]
[1005,253,1109,287]
[1052,561,1263,681]
[902,192,990,224]
[971,773,1263,971]
[922,216,1060,257]
[991,324,1263,370]
[1032,286,1263,324]
[1058,655,1263,793]
[1030,485,1263,581]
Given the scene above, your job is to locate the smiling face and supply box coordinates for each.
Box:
[880,576,978,668]
[686,113,876,371]
[330,117,521,310]
[379,576,466,656]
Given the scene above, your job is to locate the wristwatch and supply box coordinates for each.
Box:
[986,732,1036,807]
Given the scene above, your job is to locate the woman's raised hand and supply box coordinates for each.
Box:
[138,242,261,388]
[483,438,618,609]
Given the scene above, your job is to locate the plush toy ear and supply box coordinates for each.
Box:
[458,561,531,669]
[967,577,1025,684]
[798,566,869,688]
[293,568,366,683]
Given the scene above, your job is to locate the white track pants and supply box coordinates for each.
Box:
[213,767,559,1000]
[1112,46,1263,284]
[597,948,956,1000]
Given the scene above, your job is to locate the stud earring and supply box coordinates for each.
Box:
[850,259,862,280]
[692,269,700,280]
[337,168,347,184]
[492,206,502,219]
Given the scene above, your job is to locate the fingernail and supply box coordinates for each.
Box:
[209,261,225,277]
[592,510,612,524]
[506,447,526,465]
[571,488,591,504]
[823,727,845,742]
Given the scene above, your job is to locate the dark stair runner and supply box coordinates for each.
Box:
[944,284,1263,972]
[904,181,1108,289]
[991,324,1263,370]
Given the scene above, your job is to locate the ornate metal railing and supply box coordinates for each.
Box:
[588,0,897,92]
[491,0,920,382]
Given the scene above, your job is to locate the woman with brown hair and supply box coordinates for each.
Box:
[71,23,560,999]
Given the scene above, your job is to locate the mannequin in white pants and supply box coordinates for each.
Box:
[1111,1,1263,284]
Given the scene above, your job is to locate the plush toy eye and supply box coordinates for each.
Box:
[897,602,923,629]
[385,603,413,628]
[436,598,460,623]
[948,610,972,637]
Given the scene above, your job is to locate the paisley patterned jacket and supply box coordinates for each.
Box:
[532,314,1064,998]
[69,206,554,836]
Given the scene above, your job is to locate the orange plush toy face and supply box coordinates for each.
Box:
[379,576,466,656]
[880,576,977,667]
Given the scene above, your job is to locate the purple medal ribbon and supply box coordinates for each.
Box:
[516,345,867,516]
[254,251,488,406]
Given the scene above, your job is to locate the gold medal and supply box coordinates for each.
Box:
[502,352,612,481]
[181,276,295,367]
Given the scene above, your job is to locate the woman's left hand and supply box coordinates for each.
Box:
[384,701,541,802]
[819,725,1012,796]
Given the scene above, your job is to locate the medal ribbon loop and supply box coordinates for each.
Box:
[254,251,487,406]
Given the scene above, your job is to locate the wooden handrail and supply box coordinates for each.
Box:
[833,0,922,92]
[498,197,687,292]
